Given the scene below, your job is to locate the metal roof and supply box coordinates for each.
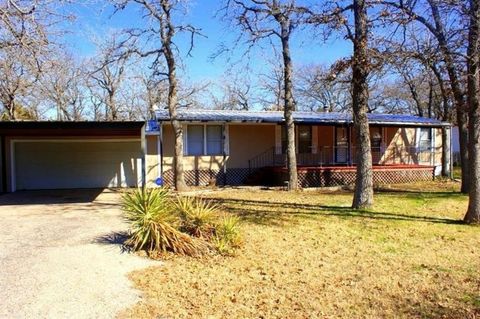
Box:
[156,109,451,127]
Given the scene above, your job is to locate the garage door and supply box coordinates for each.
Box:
[13,140,142,190]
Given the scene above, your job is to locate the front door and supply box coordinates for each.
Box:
[335,126,349,163]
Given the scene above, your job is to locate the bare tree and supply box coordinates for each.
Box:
[115,0,202,191]
[39,53,86,121]
[0,1,48,50]
[464,0,480,223]
[381,0,469,192]
[257,56,285,111]
[0,46,39,119]
[89,35,129,121]
[377,23,455,176]
[0,0,65,120]
[223,0,315,190]
[211,75,253,110]
[295,64,351,112]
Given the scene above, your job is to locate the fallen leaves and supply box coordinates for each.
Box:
[120,180,480,319]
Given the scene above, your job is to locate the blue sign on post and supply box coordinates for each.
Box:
[146,120,160,133]
[155,177,163,186]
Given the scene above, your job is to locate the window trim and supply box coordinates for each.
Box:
[184,124,226,156]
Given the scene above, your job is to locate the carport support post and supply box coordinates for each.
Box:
[1,135,5,193]
[158,121,164,186]
[141,124,147,189]
[446,126,453,179]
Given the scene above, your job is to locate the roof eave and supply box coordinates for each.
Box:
[158,117,451,127]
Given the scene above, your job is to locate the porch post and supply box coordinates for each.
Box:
[347,125,352,165]
[159,121,164,185]
[445,126,452,178]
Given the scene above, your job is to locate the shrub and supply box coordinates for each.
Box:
[212,216,242,255]
[176,196,217,238]
[122,188,199,256]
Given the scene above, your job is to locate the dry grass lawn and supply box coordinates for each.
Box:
[120,180,480,319]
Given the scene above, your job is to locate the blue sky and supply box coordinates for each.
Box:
[63,1,352,83]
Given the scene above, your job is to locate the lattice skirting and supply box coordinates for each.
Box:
[162,167,434,188]
[162,168,251,187]
[281,167,435,188]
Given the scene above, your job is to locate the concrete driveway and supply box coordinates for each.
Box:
[0,189,155,319]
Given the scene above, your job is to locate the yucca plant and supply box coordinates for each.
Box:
[122,188,199,256]
[212,215,242,255]
[176,196,217,238]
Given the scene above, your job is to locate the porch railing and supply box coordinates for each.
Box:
[248,145,441,172]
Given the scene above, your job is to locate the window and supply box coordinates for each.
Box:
[186,125,224,156]
[187,125,204,155]
[281,125,313,154]
[298,125,312,154]
[371,127,382,149]
[206,125,223,155]
[419,128,432,151]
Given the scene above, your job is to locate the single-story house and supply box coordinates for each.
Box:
[149,109,452,188]
[0,110,451,192]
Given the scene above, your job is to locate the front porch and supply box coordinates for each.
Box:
[248,145,440,169]
[156,117,446,188]
[243,124,442,187]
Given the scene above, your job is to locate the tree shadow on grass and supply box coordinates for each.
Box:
[384,289,480,319]
[375,188,467,200]
[204,197,464,226]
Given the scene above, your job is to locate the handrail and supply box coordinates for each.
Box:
[248,145,440,171]
[248,147,276,173]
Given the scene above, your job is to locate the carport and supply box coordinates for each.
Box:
[0,121,145,192]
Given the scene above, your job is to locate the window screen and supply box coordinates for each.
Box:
[206,125,223,155]
[187,125,204,155]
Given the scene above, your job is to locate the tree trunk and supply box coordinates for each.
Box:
[107,93,117,120]
[162,0,187,192]
[279,16,298,190]
[428,0,469,193]
[5,98,15,120]
[464,0,480,223]
[427,81,434,118]
[351,0,373,209]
